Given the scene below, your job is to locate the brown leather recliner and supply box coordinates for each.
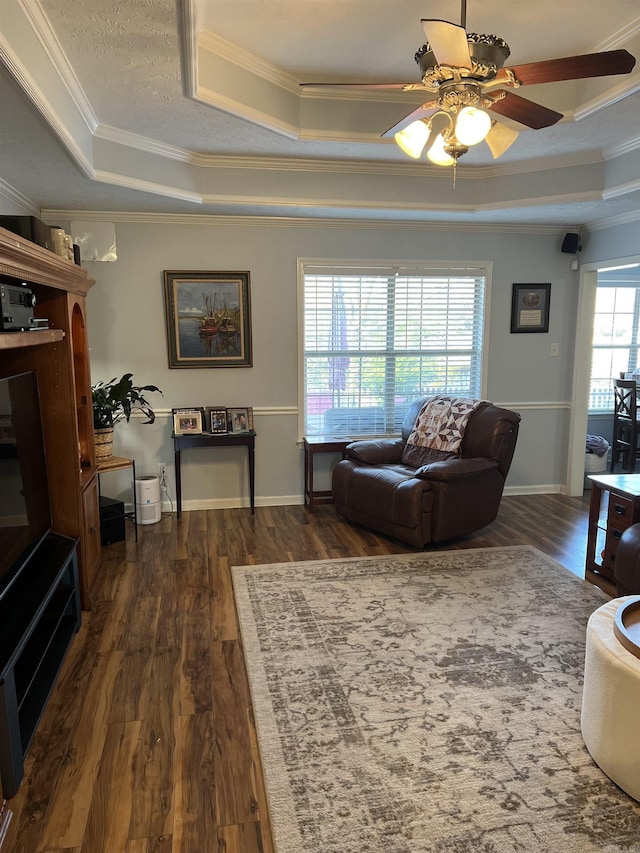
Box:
[332,397,521,547]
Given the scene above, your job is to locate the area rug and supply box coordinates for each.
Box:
[232,546,640,852]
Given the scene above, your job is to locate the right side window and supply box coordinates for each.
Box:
[590,285,640,412]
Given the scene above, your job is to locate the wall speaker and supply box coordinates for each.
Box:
[561,232,581,254]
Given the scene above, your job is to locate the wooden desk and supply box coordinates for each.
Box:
[586,473,640,595]
[96,456,137,542]
[303,436,352,511]
[173,431,256,518]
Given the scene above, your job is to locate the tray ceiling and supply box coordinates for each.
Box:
[0,0,638,227]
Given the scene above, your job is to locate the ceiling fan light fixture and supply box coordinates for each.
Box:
[454,106,492,146]
[427,133,456,166]
[394,119,431,158]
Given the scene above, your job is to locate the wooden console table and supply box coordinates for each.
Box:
[303,436,352,511]
[586,473,640,595]
[173,431,256,518]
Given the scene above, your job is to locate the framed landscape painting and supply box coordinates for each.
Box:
[163,271,252,368]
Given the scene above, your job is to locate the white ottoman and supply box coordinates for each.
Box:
[581,595,640,802]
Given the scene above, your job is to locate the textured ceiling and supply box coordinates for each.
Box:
[0,0,638,226]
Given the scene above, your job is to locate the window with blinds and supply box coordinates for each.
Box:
[590,283,640,412]
[300,263,487,438]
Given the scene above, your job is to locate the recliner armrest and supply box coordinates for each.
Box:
[414,457,498,481]
[346,438,405,465]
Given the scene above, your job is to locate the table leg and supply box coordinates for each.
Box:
[132,459,138,541]
[248,439,255,514]
[175,447,182,518]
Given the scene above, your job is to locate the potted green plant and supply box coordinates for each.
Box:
[92,373,162,460]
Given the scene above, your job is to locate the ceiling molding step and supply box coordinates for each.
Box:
[94,125,199,164]
[602,178,640,200]
[479,190,603,212]
[593,16,640,51]
[194,86,300,139]
[18,0,98,133]
[93,170,203,204]
[299,86,424,105]
[198,29,300,95]
[179,0,198,97]
[90,126,608,183]
[197,194,478,213]
[604,135,640,160]
[38,209,573,235]
[0,41,95,180]
[0,177,39,216]
[589,208,640,231]
[575,75,640,120]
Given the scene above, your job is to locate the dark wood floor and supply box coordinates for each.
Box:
[2,492,595,852]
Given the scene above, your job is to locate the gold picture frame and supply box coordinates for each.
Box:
[163,270,252,368]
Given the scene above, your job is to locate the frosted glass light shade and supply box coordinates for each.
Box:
[427,133,455,166]
[394,120,430,159]
[455,107,492,146]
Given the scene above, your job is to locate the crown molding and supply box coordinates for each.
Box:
[574,74,640,121]
[194,85,300,139]
[593,15,640,51]
[602,178,640,200]
[92,123,607,181]
[198,28,300,95]
[0,41,95,180]
[603,134,640,160]
[38,209,572,234]
[17,0,98,133]
[93,170,203,204]
[95,124,199,164]
[0,177,39,216]
[179,0,198,97]
[589,207,640,231]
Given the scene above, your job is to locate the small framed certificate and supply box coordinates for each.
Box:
[510,283,551,333]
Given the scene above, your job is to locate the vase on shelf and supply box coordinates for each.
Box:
[94,427,114,461]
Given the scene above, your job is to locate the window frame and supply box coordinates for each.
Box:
[590,282,640,413]
[297,258,491,441]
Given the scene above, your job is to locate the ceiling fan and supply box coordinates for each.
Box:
[300,1,636,169]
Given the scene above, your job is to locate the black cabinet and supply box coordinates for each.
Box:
[0,533,81,797]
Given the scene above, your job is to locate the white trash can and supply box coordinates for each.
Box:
[584,442,609,489]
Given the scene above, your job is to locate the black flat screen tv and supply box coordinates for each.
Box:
[0,371,52,600]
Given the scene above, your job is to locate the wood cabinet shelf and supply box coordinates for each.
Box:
[0,329,64,350]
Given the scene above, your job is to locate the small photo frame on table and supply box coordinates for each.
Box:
[207,407,228,434]
[172,408,204,435]
[228,407,253,433]
[510,283,551,333]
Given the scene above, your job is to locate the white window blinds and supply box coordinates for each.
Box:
[301,263,487,438]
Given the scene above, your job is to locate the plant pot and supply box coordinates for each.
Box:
[94,427,114,461]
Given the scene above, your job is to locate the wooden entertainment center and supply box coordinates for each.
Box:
[0,227,100,800]
[0,226,100,607]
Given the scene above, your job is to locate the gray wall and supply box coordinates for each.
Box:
[49,216,630,509]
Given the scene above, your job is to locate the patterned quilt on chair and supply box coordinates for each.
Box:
[401,395,488,467]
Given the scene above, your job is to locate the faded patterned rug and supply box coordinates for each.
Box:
[232,546,640,852]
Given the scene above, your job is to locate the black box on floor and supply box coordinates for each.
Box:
[99,495,125,545]
[0,216,52,251]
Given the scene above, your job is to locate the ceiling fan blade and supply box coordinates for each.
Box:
[300,82,424,91]
[382,101,440,138]
[488,90,563,129]
[484,122,519,159]
[421,19,472,70]
[496,49,636,87]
